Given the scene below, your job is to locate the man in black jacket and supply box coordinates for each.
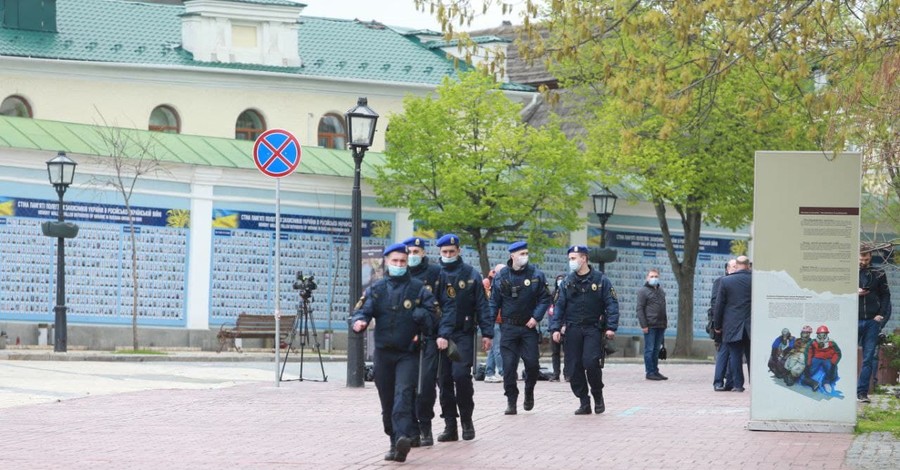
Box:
[714,256,752,392]
[636,268,668,381]
[350,242,436,463]
[857,244,892,403]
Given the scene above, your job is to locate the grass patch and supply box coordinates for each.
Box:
[857,393,900,437]
[113,349,168,355]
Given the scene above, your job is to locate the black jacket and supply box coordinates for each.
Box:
[636,283,667,329]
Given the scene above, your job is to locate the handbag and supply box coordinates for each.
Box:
[658,341,667,360]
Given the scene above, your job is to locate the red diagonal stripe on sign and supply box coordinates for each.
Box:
[260,137,293,169]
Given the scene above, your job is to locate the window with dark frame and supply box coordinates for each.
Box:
[236,109,266,141]
[0,95,33,118]
[317,113,346,149]
[148,105,180,133]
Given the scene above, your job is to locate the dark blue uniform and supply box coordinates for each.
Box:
[407,257,442,441]
[350,273,435,454]
[436,257,493,436]
[550,266,619,413]
[489,261,552,410]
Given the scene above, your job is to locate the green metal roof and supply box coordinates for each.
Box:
[0,0,533,91]
[0,115,386,178]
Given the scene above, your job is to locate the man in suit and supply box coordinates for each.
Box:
[713,256,752,392]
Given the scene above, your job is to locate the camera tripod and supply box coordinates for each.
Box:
[279,293,327,382]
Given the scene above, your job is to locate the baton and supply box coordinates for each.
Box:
[417,335,425,395]
[600,333,606,369]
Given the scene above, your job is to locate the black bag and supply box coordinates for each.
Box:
[474,363,486,381]
[705,308,716,340]
[658,341,667,360]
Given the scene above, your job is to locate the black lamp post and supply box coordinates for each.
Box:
[46,151,77,353]
[592,188,618,272]
[345,97,379,388]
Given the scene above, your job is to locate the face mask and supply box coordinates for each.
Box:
[648,278,659,286]
[568,259,581,272]
[556,279,563,287]
[407,254,422,267]
[513,255,529,269]
[441,255,459,264]
[387,265,407,277]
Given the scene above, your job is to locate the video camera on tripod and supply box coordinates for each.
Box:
[293,271,317,299]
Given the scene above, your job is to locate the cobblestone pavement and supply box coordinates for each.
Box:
[0,356,896,469]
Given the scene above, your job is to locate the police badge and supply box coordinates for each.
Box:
[524,279,531,286]
[458,280,466,289]
[447,285,457,298]
[591,283,598,291]
[354,295,366,310]
[403,299,412,309]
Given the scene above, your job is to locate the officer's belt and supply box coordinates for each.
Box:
[567,319,599,327]
[504,316,530,327]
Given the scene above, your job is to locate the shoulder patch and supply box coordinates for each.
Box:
[354,295,366,311]
[609,287,618,300]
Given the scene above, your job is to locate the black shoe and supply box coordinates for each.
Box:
[646,373,664,381]
[394,436,411,463]
[410,436,420,448]
[594,395,605,414]
[732,387,745,392]
[420,423,433,447]
[857,393,871,403]
[524,390,534,411]
[461,420,475,441]
[504,402,517,415]
[657,373,668,380]
[437,423,458,442]
[574,403,592,415]
[384,447,396,461]
[714,386,727,392]
[549,375,560,382]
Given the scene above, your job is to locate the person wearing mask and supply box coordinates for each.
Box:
[857,244,891,403]
[402,236,442,446]
[636,268,668,381]
[548,274,566,381]
[350,242,436,463]
[550,245,620,415]
[490,241,552,415]
[483,263,507,383]
[433,234,493,441]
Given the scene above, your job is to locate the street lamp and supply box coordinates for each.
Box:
[46,151,77,353]
[345,97,378,388]
[592,188,618,272]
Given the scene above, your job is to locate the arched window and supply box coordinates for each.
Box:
[0,95,32,117]
[317,113,346,149]
[148,105,180,133]
[235,109,266,141]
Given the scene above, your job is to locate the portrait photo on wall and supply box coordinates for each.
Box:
[768,325,844,399]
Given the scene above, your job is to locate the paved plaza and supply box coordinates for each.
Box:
[0,352,895,469]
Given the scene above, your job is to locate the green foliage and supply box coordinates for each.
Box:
[856,394,900,438]
[375,70,591,271]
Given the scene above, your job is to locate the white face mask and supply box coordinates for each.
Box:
[407,254,422,267]
[440,255,458,264]
[513,255,529,269]
[568,259,581,272]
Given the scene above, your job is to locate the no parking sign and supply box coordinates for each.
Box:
[253,129,302,178]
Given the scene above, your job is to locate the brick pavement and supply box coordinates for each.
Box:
[0,362,883,469]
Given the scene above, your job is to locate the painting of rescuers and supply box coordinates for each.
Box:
[768,325,844,398]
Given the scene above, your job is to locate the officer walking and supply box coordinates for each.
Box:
[433,234,493,442]
[490,241,552,415]
[350,242,436,463]
[402,236,442,446]
[549,245,620,415]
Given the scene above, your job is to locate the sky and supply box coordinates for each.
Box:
[299,0,524,31]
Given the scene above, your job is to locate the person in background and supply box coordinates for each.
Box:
[714,256,752,392]
[857,244,891,403]
[636,268,668,381]
[712,259,737,391]
[548,274,566,381]
[483,264,507,383]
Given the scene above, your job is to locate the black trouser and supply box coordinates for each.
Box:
[500,323,539,400]
[438,331,475,421]
[551,336,563,378]
[563,323,603,402]
[413,338,439,428]
[374,348,418,444]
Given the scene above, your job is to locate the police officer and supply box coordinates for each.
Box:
[350,242,436,463]
[433,234,493,441]
[549,245,620,415]
[490,241,552,414]
[402,236,442,446]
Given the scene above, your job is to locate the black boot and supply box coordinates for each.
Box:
[420,421,433,447]
[461,419,475,440]
[594,393,605,414]
[437,419,458,442]
[524,389,534,411]
[575,397,591,415]
[504,398,517,415]
[394,436,411,463]
[384,436,396,461]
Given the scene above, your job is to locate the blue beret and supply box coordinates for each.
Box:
[436,234,460,247]
[383,242,409,257]
[401,236,425,248]
[508,241,528,253]
[567,245,588,255]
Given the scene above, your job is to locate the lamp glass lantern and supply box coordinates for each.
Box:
[592,188,618,223]
[46,151,77,187]
[345,97,379,149]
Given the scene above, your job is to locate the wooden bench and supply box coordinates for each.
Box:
[217,314,297,353]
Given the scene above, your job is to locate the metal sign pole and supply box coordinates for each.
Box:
[275,178,281,387]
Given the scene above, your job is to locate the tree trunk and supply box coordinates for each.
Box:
[653,200,702,357]
[474,235,491,276]
[126,205,139,351]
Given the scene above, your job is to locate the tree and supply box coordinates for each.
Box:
[374,70,591,274]
[90,117,168,350]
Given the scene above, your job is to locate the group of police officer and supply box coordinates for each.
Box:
[350,237,620,463]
